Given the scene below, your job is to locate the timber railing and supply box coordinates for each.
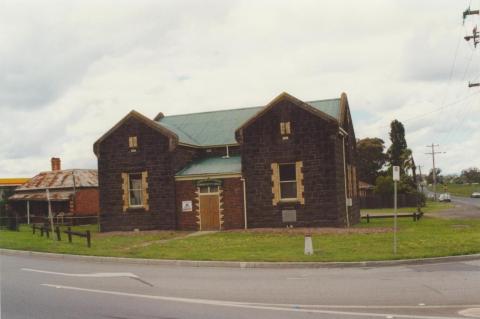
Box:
[361,212,423,223]
[32,224,91,247]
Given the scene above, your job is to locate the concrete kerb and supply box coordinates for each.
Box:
[1,248,480,269]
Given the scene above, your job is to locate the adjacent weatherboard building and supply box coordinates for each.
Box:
[94,92,359,232]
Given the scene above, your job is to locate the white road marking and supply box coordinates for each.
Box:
[22,268,139,279]
[40,284,465,319]
[459,308,480,318]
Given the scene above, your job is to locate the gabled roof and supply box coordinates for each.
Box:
[157,93,343,147]
[14,169,98,192]
[175,155,241,178]
[94,110,178,155]
[235,92,339,137]
[94,92,348,151]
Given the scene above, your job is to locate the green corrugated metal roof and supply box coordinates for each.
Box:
[157,98,340,147]
[176,156,241,176]
[308,98,342,120]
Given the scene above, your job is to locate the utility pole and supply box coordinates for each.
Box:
[417,165,424,193]
[463,7,480,24]
[464,6,480,87]
[425,144,445,201]
[464,26,479,47]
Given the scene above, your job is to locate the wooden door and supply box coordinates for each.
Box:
[200,195,220,230]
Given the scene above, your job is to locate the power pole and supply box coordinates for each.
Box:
[464,25,479,47]
[417,165,424,193]
[463,7,480,24]
[464,7,480,87]
[468,82,480,87]
[425,144,445,201]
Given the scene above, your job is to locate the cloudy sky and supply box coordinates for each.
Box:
[1,0,479,177]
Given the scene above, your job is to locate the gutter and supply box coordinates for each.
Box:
[339,127,350,227]
[241,177,248,229]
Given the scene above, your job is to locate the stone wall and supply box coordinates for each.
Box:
[97,116,178,232]
[240,99,349,228]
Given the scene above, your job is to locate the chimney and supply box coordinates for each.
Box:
[51,157,61,171]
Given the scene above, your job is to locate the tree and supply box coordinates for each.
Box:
[356,138,387,184]
[374,175,394,195]
[387,120,408,168]
[461,167,480,183]
[427,168,443,184]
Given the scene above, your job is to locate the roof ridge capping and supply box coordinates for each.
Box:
[93,110,179,156]
[156,105,263,120]
[234,91,344,143]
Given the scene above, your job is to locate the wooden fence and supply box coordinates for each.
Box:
[32,224,91,247]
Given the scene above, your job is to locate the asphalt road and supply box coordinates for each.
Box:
[451,195,480,209]
[1,254,480,319]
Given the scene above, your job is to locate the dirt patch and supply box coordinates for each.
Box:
[95,230,190,238]
[226,227,392,235]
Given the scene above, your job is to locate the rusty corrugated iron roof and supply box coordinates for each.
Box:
[16,169,97,191]
[9,190,73,201]
[0,178,30,186]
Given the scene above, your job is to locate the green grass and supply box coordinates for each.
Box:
[432,183,480,197]
[0,202,479,262]
[0,225,187,257]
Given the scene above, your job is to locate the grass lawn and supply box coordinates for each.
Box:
[0,224,187,257]
[0,202,478,262]
[431,183,480,197]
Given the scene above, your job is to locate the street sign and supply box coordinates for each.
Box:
[393,166,400,181]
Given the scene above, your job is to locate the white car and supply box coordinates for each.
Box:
[471,192,480,198]
[438,193,451,202]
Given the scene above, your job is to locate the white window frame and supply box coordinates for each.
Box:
[279,163,297,200]
[128,173,143,207]
[198,185,220,194]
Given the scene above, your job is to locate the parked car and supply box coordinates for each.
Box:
[439,193,451,202]
[471,192,480,198]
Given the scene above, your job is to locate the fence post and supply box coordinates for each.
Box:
[67,227,72,243]
[86,230,91,248]
[55,226,61,241]
[32,224,35,234]
[40,227,44,237]
[45,227,50,239]
[367,214,370,223]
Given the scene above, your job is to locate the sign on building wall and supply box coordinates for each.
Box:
[182,200,193,212]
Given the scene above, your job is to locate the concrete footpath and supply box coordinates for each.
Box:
[1,248,480,269]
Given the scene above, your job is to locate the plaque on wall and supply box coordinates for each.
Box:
[282,210,297,223]
[182,200,193,212]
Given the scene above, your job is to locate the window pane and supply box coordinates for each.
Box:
[199,186,209,193]
[279,164,296,181]
[130,190,143,206]
[280,181,297,199]
[209,186,219,193]
[129,174,142,190]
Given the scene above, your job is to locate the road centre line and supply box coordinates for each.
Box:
[22,268,140,279]
[41,284,465,319]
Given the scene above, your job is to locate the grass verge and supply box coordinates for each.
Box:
[0,203,478,262]
[430,183,480,197]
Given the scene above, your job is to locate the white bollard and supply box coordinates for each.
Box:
[304,234,314,255]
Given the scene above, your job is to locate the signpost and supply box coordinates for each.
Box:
[392,166,400,255]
